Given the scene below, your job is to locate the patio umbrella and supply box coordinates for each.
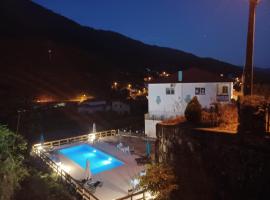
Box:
[92,123,96,133]
[40,133,44,146]
[146,140,151,158]
[85,159,92,180]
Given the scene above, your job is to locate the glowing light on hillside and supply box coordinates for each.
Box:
[35,95,55,103]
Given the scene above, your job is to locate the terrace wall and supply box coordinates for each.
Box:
[156,123,270,200]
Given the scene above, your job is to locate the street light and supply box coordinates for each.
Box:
[243,0,260,96]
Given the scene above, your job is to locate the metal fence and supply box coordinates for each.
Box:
[32,130,148,200]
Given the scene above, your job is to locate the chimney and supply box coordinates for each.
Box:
[178,71,183,82]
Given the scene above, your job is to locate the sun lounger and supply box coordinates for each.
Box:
[85,180,103,193]
[87,181,103,188]
[120,146,130,154]
[129,146,135,154]
[140,170,146,176]
[47,146,55,152]
[116,142,123,149]
[81,178,92,184]
[128,188,134,194]
[135,156,151,165]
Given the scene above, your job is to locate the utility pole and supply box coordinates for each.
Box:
[16,110,21,134]
[243,0,259,96]
[16,109,26,134]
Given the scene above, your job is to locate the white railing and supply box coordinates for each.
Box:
[216,95,230,102]
[32,130,150,200]
[32,147,99,200]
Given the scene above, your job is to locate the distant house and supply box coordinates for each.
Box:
[78,99,130,115]
[145,67,234,138]
[111,101,130,115]
[78,100,110,114]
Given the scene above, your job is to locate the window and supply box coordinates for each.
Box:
[200,88,205,95]
[195,88,200,95]
[166,87,175,95]
[195,87,205,95]
[222,86,228,94]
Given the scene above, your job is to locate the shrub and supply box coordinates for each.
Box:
[15,169,75,200]
[161,116,186,125]
[201,110,219,127]
[184,96,202,124]
[217,104,238,131]
[238,95,267,134]
[139,163,178,200]
[0,125,28,200]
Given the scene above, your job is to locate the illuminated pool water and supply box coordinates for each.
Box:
[59,144,124,175]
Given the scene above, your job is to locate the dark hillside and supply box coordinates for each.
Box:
[0,0,269,100]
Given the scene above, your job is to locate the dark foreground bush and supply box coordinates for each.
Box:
[185,96,202,124]
[238,95,267,134]
[15,166,75,200]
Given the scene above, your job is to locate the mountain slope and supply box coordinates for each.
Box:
[0,0,239,71]
[0,0,268,100]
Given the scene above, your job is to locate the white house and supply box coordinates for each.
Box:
[78,100,110,114]
[145,67,234,138]
[78,99,130,115]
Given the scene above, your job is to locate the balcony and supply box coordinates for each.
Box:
[216,95,230,102]
[145,112,182,121]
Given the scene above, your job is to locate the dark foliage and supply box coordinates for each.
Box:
[184,96,202,124]
[238,95,268,134]
[156,123,270,200]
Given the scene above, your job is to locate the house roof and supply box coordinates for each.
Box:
[149,67,233,84]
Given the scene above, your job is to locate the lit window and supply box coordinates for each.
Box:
[200,88,205,95]
[195,88,200,95]
[166,88,175,95]
[222,86,228,94]
[195,87,205,95]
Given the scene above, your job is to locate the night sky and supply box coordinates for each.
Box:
[33,0,270,68]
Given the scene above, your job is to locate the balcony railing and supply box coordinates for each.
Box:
[145,112,182,121]
[216,95,230,102]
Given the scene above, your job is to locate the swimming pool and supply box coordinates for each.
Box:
[59,144,124,175]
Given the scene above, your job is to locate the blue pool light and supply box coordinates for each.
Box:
[59,144,123,175]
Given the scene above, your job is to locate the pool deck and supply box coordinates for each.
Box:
[50,137,145,200]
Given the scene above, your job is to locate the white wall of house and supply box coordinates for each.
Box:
[145,119,161,138]
[145,82,233,138]
[148,82,232,117]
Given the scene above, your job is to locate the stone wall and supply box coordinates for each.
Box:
[156,123,270,200]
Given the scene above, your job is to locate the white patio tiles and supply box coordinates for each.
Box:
[51,138,145,200]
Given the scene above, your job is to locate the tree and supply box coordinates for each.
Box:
[15,168,75,200]
[139,163,178,200]
[0,124,28,200]
[184,96,202,124]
